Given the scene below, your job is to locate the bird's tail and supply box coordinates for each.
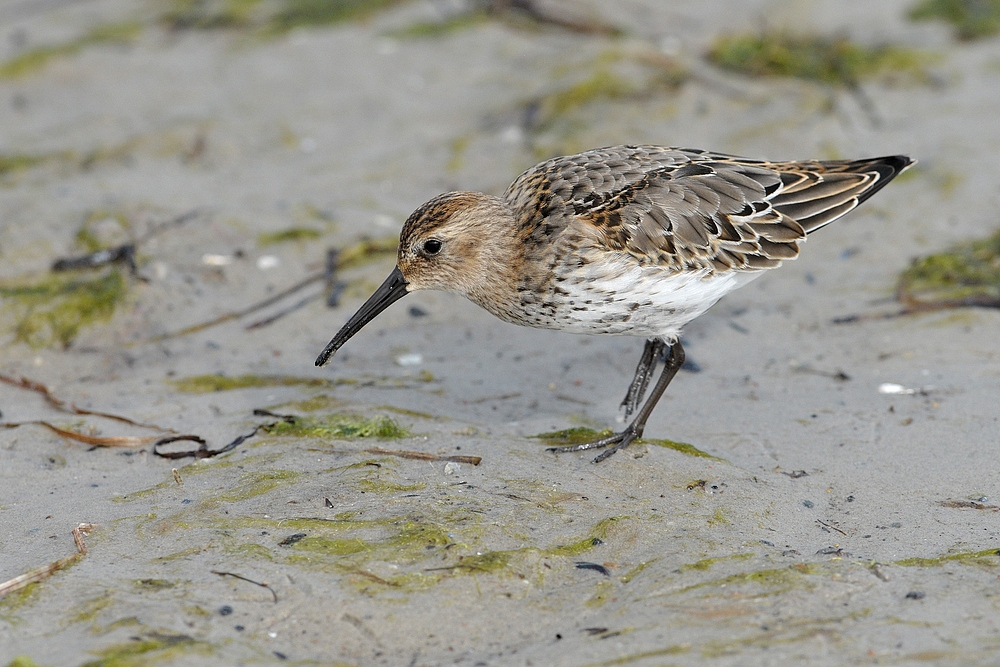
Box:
[769,155,915,234]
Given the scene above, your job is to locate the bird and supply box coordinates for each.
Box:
[316,145,913,462]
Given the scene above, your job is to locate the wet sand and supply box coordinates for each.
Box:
[2,1,1000,665]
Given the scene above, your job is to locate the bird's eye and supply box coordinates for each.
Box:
[423,239,442,255]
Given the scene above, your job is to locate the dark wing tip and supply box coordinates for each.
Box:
[853,155,914,207]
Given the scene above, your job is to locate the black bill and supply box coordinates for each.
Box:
[314,265,409,367]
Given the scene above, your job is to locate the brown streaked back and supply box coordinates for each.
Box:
[504,146,913,275]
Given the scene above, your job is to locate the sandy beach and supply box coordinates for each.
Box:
[2,1,1000,664]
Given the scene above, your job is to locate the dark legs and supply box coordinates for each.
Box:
[548,339,685,463]
[620,339,668,418]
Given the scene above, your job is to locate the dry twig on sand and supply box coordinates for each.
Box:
[0,523,95,600]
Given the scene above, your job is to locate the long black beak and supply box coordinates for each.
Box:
[315,266,409,367]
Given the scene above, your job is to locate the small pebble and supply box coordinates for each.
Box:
[395,353,423,366]
[201,253,231,266]
[219,605,233,616]
[256,255,279,270]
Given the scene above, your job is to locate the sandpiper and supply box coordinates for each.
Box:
[316,145,912,462]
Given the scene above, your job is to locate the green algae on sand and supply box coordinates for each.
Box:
[678,552,755,572]
[0,153,46,178]
[673,562,824,597]
[268,0,407,33]
[708,31,930,86]
[79,632,214,667]
[169,373,347,392]
[532,428,722,460]
[894,548,1000,567]
[163,0,407,33]
[897,228,1000,310]
[257,226,322,246]
[281,512,624,592]
[0,269,128,348]
[910,0,1000,40]
[0,22,142,79]
[7,657,48,667]
[265,413,409,439]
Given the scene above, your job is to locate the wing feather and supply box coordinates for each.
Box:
[504,146,912,275]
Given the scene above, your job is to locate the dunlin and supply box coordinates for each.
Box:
[316,145,912,462]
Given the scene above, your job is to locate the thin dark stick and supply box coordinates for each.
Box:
[325,248,346,308]
[211,570,278,603]
[148,272,324,342]
[245,292,323,330]
[817,520,847,536]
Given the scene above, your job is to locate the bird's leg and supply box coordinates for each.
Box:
[619,339,667,418]
[549,341,685,463]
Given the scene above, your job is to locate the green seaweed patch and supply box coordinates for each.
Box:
[68,593,114,625]
[268,0,407,34]
[532,428,721,460]
[215,470,299,503]
[133,579,175,590]
[265,413,409,439]
[531,59,686,136]
[228,543,275,562]
[271,513,625,594]
[163,0,407,35]
[80,632,213,667]
[546,69,639,118]
[169,373,347,392]
[7,657,48,667]
[76,210,133,252]
[292,536,369,557]
[546,517,625,557]
[154,546,205,562]
[0,22,142,79]
[394,11,491,38]
[675,563,823,596]
[708,31,931,86]
[112,478,176,503]
[0,153,46,178]
[0,269,128,348]
[532,427,612,447]
[357,479,425,493]
[679,552,754,572]
[707,507,731,526]
[910,0,1000,40]
[272,394,344,412]
[897,229,1000,309]
[894,548,1000,567]
[257,227,322,246]
[161,0,263,30]
[0,582,42,618]
[620,559,657,584]
[336,235,399,270]
[448,550,512,573]
[290,520,451,564]
[643,437,723,461]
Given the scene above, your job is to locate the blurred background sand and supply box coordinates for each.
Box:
[2,1,1000,665]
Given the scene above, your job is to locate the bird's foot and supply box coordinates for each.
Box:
[547,426,641,463]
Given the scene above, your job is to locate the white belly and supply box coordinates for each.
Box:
[527,254,762,340]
